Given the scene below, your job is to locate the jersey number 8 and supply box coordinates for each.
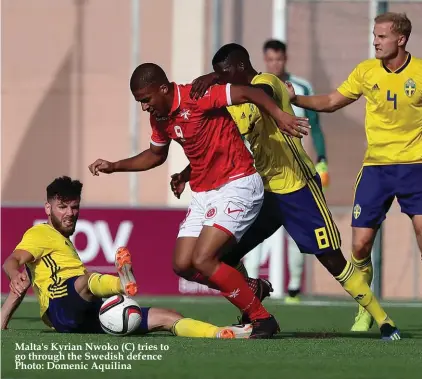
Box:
[387,90,397,110]
[314,227,330,250]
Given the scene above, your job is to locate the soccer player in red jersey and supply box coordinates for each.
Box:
[89,63,309,338]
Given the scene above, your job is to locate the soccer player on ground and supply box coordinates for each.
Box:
[263,39,329,303]
[1,176,250,339]
[172,43,400,340]
[88,63,310,338]
[286,12,421,332]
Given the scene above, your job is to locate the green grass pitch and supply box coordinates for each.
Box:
[1,297,421,379]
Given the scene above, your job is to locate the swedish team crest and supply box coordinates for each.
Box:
[353,204,361,219]
[404,78,416,97]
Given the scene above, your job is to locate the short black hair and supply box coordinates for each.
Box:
[130,63,169,92]
[263,39,287,53]
[212,43,250,66]
[46,176,83,202]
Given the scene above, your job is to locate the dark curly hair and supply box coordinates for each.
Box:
[46,176,83,202]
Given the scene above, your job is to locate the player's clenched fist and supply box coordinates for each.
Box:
[170,173,186,199]
[88,159,115,176]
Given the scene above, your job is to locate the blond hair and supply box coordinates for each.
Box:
[375,12,412,41]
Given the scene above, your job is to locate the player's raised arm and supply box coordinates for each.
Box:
[290,88,356,113]
[89,143,170,176]
[286,63,363,113]
[89,143,169,176]
[229,85,310,138]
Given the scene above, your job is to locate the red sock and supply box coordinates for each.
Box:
[209,263,269,320]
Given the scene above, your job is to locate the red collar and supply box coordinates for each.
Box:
[169,83,181,114]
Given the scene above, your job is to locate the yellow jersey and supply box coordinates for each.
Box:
[227,73,316,194]
[15,223,86,320]
[337,54,422,165]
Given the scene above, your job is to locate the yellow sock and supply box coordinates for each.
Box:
[235,262,249,278]
[351,253,373,286]
[336,262,393,327]
[87,273,122,298]
[171,318,220,338]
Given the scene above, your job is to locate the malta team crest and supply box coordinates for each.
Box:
[404,78,416,97]
[353,204,361,219]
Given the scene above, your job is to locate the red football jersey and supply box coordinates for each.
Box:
[150,83,256,192]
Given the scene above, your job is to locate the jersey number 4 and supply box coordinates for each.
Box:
[387,90,397,110]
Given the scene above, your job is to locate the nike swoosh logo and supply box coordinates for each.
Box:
[227,208,243,214]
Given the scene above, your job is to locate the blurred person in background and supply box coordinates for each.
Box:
[262,39,329,303]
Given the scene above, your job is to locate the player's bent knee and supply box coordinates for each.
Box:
[191,251,218,274]
[352,228,377,258]
[172,237,197,276]
[74,274,89,292]
[172,259,193,278]
[74,274,97,302]
[172,249,195,276]
[352,240,373,259]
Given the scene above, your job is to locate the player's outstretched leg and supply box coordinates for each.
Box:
[143,308,241,339]
[171,318,236,339]
[350,227,377,332]
[316,249,401,341]
[115,247,138,296]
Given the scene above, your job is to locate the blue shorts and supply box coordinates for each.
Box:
[352,164,422,228]
[46,276,150,334]
[224,175,341,261]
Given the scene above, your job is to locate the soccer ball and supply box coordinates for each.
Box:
[99,294,142,336]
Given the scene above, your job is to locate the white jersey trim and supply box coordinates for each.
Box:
[150,139,169,147]
[226,83,232,106]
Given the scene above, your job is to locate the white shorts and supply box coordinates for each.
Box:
[178,173,264,242]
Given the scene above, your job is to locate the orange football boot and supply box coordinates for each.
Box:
[115,247,138,297]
